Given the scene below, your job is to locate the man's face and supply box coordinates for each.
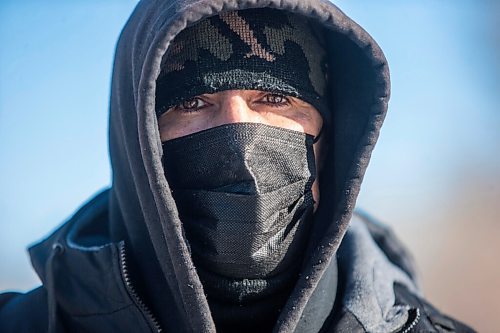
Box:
[159,89,324,209]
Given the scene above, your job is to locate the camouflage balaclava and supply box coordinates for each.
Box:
[156,8,329,121]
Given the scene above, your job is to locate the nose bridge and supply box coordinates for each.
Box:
[220,93,258,124]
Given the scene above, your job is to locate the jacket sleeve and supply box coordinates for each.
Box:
[0,286,49,333]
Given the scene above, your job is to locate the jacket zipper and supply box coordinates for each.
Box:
[119,240,422,333]
[119,242,163,333]
[400,308,420,333]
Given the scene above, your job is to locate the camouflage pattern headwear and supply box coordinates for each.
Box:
[156,8,329,122]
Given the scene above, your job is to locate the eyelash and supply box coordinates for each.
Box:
[261,93,291,107]
[174,97,208,113]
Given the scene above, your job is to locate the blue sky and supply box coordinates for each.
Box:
[1,3,499,324]
[0,1,139,288]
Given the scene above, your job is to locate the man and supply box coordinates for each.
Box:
[0,1,474,332]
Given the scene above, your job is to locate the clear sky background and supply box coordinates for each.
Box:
[1,1,499,331]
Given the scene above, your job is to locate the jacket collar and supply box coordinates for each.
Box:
[28,191,149,329]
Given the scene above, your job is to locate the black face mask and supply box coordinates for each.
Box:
[162,123,317,279]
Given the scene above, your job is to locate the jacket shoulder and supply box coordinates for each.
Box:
[325,211,476,333]
[394,283,476,333]
[324,285,476,333]
[354,210,420,282]
[0,287,48,333]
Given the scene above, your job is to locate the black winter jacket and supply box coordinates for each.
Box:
[0,192,474,332]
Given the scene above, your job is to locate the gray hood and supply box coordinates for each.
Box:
[106,0,390,331]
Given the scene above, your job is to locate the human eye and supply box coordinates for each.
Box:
[173,96,208,113]
[260,93,291,107]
